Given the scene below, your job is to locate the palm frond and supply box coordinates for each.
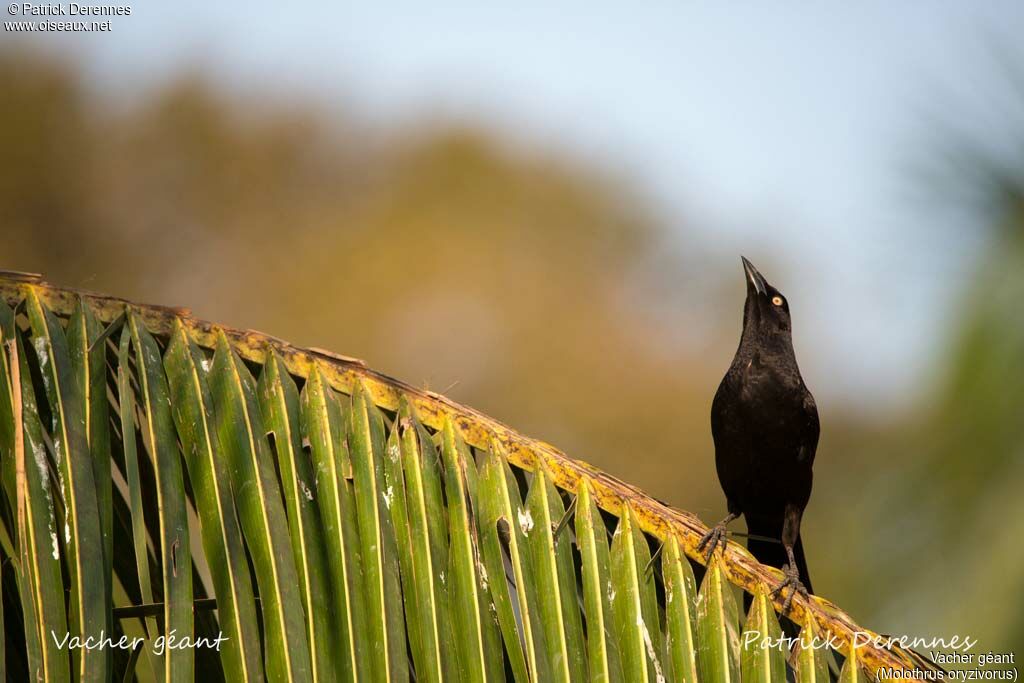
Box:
[0,273,930,681]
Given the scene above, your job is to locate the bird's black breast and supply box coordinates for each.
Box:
[710,354,819,517]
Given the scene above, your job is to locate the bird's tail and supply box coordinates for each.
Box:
[744,518,812,594]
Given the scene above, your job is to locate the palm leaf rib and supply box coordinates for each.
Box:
[0,273,927,680]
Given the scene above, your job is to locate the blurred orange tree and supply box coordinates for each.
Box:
[0,51,719,513]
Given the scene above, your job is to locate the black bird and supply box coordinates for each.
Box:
[699,256,819,610]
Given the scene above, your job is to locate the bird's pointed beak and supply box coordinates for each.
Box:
[741,256,768,297]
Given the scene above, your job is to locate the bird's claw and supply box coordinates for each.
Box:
[771,563,809,615]
[698,523,729,562]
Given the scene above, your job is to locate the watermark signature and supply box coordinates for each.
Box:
[5,3,132,32]
[741,632,1017,681]
[743,631,979,653]
[51,629,228,656]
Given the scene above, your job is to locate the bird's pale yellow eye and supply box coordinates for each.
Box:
[772,296,783,306]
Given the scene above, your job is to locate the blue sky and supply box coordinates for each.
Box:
[12,1,1024,407]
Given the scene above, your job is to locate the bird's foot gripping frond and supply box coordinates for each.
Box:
[771,561,810,615]
[697,512,739,562]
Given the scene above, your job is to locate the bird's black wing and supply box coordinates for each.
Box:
[797,390,820,465]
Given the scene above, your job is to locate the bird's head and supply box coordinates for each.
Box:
[740,256,792,338]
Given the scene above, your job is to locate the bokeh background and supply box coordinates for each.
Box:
[3,2,1023,653]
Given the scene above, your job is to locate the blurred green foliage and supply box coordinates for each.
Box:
[860,193,1024,650]
[1,50,1021,652]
